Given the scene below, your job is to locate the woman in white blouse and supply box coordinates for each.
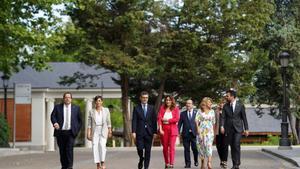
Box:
[87,95,112,169]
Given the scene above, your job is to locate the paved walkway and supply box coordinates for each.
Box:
[0,146,299,169]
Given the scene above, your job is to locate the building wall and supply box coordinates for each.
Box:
[0,99,31,142]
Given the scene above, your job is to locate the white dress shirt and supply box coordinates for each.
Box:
[95,109,103,125]
[62,104,71,130]
[231,99,237,112]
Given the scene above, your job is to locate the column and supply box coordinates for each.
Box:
[84,98,93,148]
[46,98,55,151]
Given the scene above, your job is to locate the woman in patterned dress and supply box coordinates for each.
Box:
[196,97,216,169]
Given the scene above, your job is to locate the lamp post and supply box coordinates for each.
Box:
[279,51,292,149]
[1,74,9,120]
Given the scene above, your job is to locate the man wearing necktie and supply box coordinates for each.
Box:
[51,92,82,169]
[178,99,198,168]
[132,91,157,169]
[220,89,249,169]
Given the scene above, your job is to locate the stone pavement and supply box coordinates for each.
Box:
[262,146,300,168]
[0,146,299,169]
[0,148,43,158]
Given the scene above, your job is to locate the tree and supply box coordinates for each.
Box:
[61,0,274,146]
[0,1,65,77]
[64,0,157,146]
[128,0,274,108]
[252,0,300,144]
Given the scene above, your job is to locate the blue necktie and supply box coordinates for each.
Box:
[188,111,192,121]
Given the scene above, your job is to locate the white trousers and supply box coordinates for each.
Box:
[92,126,107,163]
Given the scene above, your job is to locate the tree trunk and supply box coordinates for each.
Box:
[120,74,132,146]
[287,112,299,144]
[296,118,300,143]
[154,77,166,113]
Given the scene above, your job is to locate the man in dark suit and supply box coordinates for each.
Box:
[221,89,249,169]
[132,91,157,169]
[51,92,82,169]
[178,99,198,168]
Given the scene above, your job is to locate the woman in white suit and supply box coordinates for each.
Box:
[87,95,112,169]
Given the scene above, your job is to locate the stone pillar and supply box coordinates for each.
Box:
[46,98,55,151]
[84,98,93,148]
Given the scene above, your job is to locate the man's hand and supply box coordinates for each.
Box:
[132,133,136,140]
[220,126,225,134]
[244,130,249,137]
[53,123,60,130]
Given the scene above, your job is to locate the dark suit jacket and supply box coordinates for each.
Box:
[51,103,82,137]
[221,100,248,133]
[178,109,197,137]
[132,104,157,137]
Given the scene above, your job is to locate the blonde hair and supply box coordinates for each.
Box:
[199,97,213,112]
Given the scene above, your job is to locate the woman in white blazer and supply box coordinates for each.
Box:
[87,95,112,169]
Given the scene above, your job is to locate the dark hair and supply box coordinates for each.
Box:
[63,92,72,98]
[163,95,176,110]
[140,91,149,96]
[94,95,103,102]
[186,98,194,104]
[226,89,237,98]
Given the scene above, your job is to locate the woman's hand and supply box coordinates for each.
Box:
[87,134,92,141]
[87,128,92,141]
[160,129,164,135]
[108,129,113,138]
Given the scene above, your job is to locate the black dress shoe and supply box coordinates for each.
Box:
[138,158,144,169]
[194,162,199,166]
[184,165,191,168]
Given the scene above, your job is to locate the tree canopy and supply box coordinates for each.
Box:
[0,0,66,77]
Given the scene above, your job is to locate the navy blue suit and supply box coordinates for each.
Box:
[132,104,157,169]
[178,109,198,167]
[51,103,82,169]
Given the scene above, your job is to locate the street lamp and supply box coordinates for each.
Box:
[1,74,9,120]
[279,51,292,149]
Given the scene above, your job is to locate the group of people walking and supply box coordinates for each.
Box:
[132,89,248,169]
[50,89,248,169]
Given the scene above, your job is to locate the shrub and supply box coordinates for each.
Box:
[0,113,10,147]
